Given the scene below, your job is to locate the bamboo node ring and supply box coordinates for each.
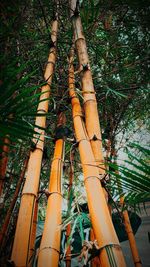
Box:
[69,95,77,100]
[126,230,133,234]
[101,243,121,250]
[46,61,55,65]
[84,176,100,183]
[37,109,46,113]
[38,246,60,255]
[82,91,96,94]
[48,191,63,198]
[35,147,44,152]
[74,37,85,43]
[83,99,96,104]
[77,138,90,143]
[73,113,84,119]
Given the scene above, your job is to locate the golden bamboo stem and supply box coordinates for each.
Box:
[114,153,142,267]
[120,196,142,267]
[11,18,58,267]
[38,112,65,267]
[68,47,126,267]
[0,156,28,248]
[70,0,110,218]
[70,0,105,175]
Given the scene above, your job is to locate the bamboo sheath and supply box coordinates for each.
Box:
[11,19,58,267]
[68,49,126,267]
[38,112,65,267]
[0,157,28,248]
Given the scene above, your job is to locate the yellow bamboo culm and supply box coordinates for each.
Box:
[11,18,58,267]
[38,112,65,267]
[68,46,126,267]
[70,0,110,215]
[70,0,105,175]
[115,156,142,267]
[120,196,142,267]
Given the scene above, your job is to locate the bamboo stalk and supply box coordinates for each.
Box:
[68,47,126,267]
[114,155,142,267]
[70,0,110,218]
[120,197,142,267]
[0,156,28,249]
[66,151,74,267]
[11,17,58,267]
[38,112,65,267]
[70,0,105,176]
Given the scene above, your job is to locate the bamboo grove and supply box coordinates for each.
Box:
[0,0,149,267]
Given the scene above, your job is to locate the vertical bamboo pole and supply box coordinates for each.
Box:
[38,112,65,267]
[66,151,74,267]
[11,17,58,267]
[120,197,142,267]
[69,0,105,176]
[69,0,109,219]
[0,156,28,248]
[114,155,142,267]
[68,47,126,267]
[0,136,10,196]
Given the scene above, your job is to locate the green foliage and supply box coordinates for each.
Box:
[63,212,90,249]
[108,143,150,206]
[79,0,149,143]
[0,57,48,150]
